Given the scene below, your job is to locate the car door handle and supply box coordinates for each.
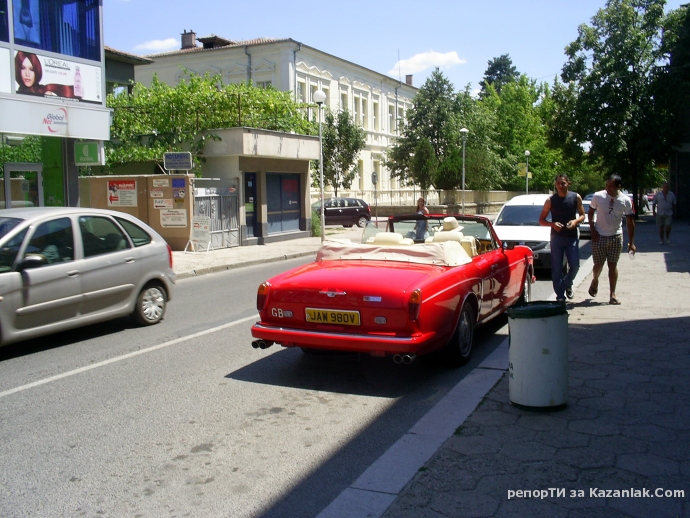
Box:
[67,270,80,277]
[124,257,136,263]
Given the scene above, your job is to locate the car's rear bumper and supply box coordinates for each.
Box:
[251,322,439,355]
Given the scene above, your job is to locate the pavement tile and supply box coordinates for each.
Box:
[620,423,678,442]
[429,489,501,518]
[589,435,649,455]
[533,429,591,448]
[617,453,679,477]
[444,435,502,456]
[567,418,620,436]
[553,446,616,469]
[575,396,626,411]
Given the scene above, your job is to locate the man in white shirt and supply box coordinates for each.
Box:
[652,182,676,245]
[588,174,636,305]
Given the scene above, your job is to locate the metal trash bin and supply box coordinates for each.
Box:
[507,301,568,409]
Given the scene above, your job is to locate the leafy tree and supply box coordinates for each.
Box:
[480,54,519,98]
[107,71,315,174]
[0,135,41,164]
[560,0,671,210]
[313,108,366,196]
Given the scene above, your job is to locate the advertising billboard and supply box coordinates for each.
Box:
[14,50,102,103]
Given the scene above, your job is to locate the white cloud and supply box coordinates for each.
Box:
[388,51,466,76]
[134,38,179,52]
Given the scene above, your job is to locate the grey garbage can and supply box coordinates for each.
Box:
[507,301,568,409]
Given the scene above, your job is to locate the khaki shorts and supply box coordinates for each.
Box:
[656,214,672,228]
[592,234,623,265]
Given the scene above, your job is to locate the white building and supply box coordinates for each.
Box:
[134,31,417,202]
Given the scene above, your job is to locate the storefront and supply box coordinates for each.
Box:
[0,0,109,207]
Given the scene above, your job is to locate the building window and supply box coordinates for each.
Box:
[13,0,102,61]
[389,105,395,134]
[362,99,368,129]
[256,81,272,89]
[340,92,348,111]
[353,97,360,126]
[373,101,379,131]
[297,81,305,103]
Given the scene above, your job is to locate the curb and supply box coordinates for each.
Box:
[174,250,318,280]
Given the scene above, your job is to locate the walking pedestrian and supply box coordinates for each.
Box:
[538,174,585,301]
[414,197,430,241]
[652,182,676,244]
[588,174,636,305]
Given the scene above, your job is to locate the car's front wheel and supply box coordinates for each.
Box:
[443,303,475,366]
[357,216,369,228]
[133,283,167,325]
[518,270,532,305]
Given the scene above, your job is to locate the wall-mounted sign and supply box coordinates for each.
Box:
[150,188,164,198]
[14,51,103,104]
[163,152,193,170]
[160,209,187,227]
[107,180,137,207]
[154,199,173,209]
[74,141,104,166]
[153,178,169,187]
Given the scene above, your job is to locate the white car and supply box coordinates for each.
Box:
[493,194,554,270]
[0,207,175,347]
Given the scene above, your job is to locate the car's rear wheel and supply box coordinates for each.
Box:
[443,303,475,366]
[357,216,368,228]
[133,283,167,325]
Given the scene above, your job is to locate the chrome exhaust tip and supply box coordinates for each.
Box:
[402,354,417,365]
[393,354,403,364]
[251,340,262,349]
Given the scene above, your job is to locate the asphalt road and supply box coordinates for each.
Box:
[0,241,589,517]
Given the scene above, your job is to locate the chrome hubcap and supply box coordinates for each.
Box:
[141,287,165,321]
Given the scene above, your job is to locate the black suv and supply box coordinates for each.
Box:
[312,198,371,228]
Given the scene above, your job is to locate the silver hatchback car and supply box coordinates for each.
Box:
[0,207,175,346]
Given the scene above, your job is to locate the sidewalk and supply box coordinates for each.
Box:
[379,216,690,517]
[171,226,363,280]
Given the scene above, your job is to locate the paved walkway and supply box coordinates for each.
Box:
[379,217,690,517]
[173,217,690,517]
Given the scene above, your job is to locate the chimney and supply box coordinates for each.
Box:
[405,74,413,86]
[181,30,197,50]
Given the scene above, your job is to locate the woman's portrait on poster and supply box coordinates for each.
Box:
[15,51,74,98]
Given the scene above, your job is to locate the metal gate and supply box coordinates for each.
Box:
[193,193,239,248]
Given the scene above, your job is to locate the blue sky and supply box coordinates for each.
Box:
[104,0,686,93]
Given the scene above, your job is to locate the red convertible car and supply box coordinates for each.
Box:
[251,214,534,366]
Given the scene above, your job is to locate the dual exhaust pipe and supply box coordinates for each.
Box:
[251,340,274,350]
[393,354,417,365]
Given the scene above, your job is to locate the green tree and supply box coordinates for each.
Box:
[480,54,519,98]
[313,108,366,196]
[560,0,671,210]
[0,135,42,164]
[107,71,315,174]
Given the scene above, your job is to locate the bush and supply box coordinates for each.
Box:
[311,210,321,237]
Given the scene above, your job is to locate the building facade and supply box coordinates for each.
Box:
[0,0,110,208]
[133,32,418,204]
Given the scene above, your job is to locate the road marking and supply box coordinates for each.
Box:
[0,315,257,400]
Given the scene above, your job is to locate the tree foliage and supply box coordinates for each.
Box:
[480,54,519,97]
[313,108,366,196]
[558,0,672,205]
[0,136,42,164]
[107,71,315,174]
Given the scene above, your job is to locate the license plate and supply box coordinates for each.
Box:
[305,308,360,326]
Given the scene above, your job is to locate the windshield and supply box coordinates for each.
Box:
[0,218,23,239]
[495,205,548,226]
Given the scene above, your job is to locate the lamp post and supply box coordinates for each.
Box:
[524,150,530,195]
[460,127,469,214]
[313,89,327,242]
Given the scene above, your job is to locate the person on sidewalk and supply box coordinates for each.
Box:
[588,174,636,305]
[652,182,676,244]
[414,197,430,241]
[539,174,585,302]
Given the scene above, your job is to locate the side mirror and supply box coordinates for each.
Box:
[502,241,515,250]
[17,254,47,271]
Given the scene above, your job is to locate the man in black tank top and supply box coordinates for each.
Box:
[538,174,585,302]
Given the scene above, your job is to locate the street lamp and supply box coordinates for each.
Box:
[460,128,469,214]
[313,89,327,242]
[524,150,530,195]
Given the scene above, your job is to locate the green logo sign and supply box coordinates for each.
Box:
[74,142,102,166]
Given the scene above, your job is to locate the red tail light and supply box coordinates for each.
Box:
[167,244,173,269]
[257,282,271,311]
[408,289,422,321]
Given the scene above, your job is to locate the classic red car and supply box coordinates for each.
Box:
[251,214,534,366]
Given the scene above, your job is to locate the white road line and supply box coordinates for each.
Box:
[0,315,257,400]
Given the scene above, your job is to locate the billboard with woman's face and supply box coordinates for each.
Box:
[14,50,102,103]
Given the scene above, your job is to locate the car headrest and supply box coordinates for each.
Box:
[372,232,404,245]
[442,217,464,232]
[433,231,464,243]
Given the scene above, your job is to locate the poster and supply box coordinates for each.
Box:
[154,199,173,209]
[14,50,102,104]
[153,179,169,187]
[0,48,10,94]
[160,209,187,228]
[107,180,137,207]
[190,216,211,249]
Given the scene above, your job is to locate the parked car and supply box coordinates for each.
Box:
[0,207,175,347]
[579,201,594,238]
[251,214,534,366]
[492,194,554,270]
[312,197,371,228]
